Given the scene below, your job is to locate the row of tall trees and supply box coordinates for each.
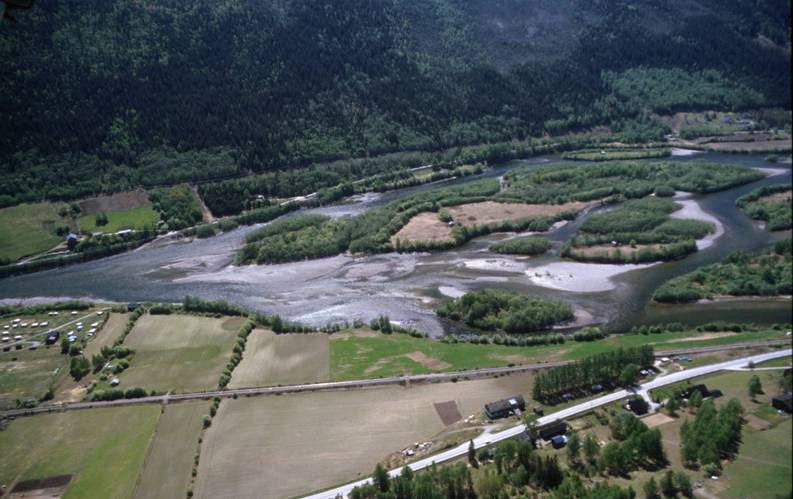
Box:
[532,346,654,401]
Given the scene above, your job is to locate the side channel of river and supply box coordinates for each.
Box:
[0,152,790,337]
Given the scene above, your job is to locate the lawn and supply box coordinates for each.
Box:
[756,355,793,368]
[0,348,66,409]
[134,400,209,499]
[720,418,792,498]
[229,329,329,388]
[79,204,160,233]
[0,201,65,261]
[0,405,160,498]
[83,312,128,358]
[120,314,245,392]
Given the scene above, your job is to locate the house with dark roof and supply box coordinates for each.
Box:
[484,396,525,419]
[536,421,567,441]
[627,397,649,416]
[772,394,792,413]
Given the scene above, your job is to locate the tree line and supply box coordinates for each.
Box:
[532,346,654,402]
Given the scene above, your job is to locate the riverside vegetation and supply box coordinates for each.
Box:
[737,184,792,231]
[489,236,551,256]
[653,239,793,303]
[436,289,574,334]
[238,160,764,264]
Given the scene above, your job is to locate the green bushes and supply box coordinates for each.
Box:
[218,318,255,388]
[653,242,793,303]
[149,184,203,230]
[437,289,574,334]
[195,224,216,238]
[489,236,551,255]
[737,184,792,231]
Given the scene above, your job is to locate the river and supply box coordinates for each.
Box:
[0,152,790,336]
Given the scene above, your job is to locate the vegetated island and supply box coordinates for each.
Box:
[436,289,574,334]
[237,160,765,265]
[561,197,714,263]
[561,147,671,161]
[737,184,792,231]
[653,239,792,303]
[489,236,551,256]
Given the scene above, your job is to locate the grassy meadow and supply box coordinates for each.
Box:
[0,202,66,261]
[79,205,160,233]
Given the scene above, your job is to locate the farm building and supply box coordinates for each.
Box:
[484,395,526,419]
[626,397,649,416]
[772,394,792,413]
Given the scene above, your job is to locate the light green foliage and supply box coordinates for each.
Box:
[737,184,792,231]
[78,204,160,233]
[0,202,66,262]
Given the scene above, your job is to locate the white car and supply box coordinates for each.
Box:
[31,322,39,327]
[40,322,48,327]
[90,322,99,328]
[96,311,104,315]
[71,311,78,315]
[14,335,22,340]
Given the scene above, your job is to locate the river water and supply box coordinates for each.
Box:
[0,152,790,336]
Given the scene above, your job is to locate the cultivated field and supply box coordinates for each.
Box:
[0,405,160,498]
[120,314,245,392]
[134,400,210,499]
[0,202,65,261]
[447,201,587,227]
[391,212,454,245]
[194,374,533,499]
[229,329,329,388]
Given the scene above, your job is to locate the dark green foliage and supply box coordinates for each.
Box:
[195,224,216,239]
[737,184,792,231]
[653,242,792,303]
[437,288,574,334]
[533,346,654,402]
[490,236,551,256]
[680,399,744,469]
[69,356,90,381]
[149,184,202,230]
[599,412,665,475]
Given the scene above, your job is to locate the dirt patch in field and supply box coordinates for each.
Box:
[78,190,149,215]
[745,414,771,430]
[491,354,534,364]
[673,332,738,342]
[391,212,454,245]
[642,413,675,428]
[447,201,587,227]
[10,475,71,498]
[433,400,462,425]
[758,190,792,203]
[405,351,452,370]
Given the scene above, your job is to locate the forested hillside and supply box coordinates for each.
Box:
[1,0,790,206]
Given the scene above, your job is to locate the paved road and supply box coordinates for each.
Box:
[302,348,792,499]
[1,338,788,418]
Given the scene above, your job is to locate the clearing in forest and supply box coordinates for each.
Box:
[391,212,454,245]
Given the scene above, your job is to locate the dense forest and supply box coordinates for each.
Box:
[0,0,790,207]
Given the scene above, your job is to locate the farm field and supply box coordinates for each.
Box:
[720,418,792,498]
[134,400,210,499]
[0,201,66,262]
[194,373,533,499]
[79,205,160,234]
[390,212,454,245]
[0,405,160,498]
[329,328,789,380]
[0,349,65,410]
[120,314,245,393]
[229,329,329,388]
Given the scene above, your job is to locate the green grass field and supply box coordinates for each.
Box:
[134,400,209,499]
[120,314,245,392]
[330,328,789,381]
[721,418,792,498]
[79,205,159,233]
[0,202,66,261]
[0,405,160,498]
